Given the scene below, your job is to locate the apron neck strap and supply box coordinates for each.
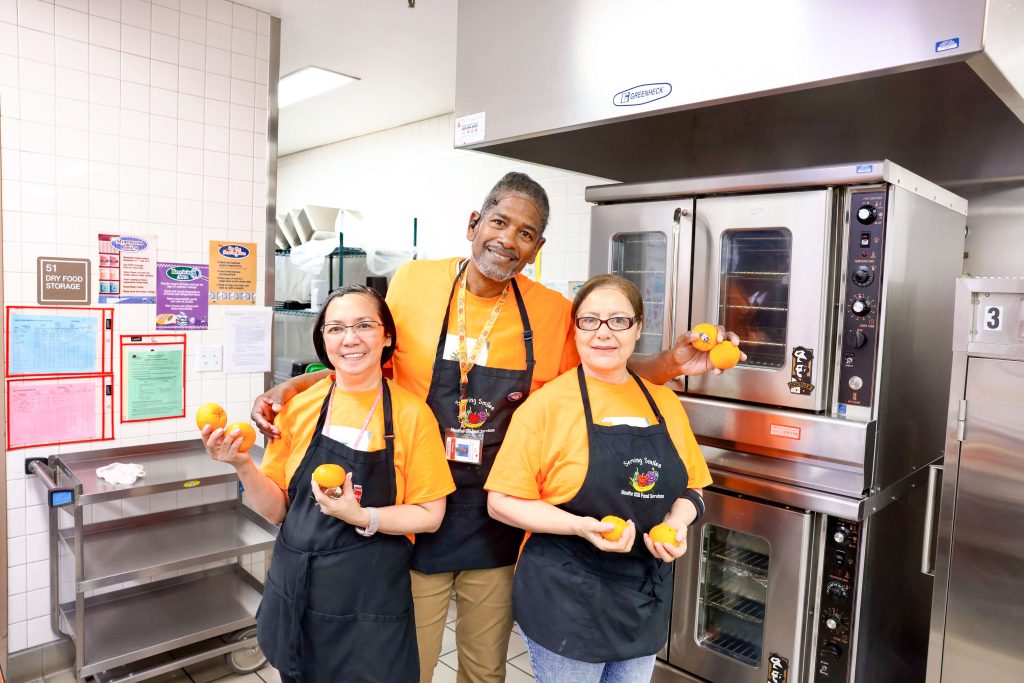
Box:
[576,365,666,427]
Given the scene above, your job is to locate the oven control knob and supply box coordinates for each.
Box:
[857,205,877,224]
[827,581,849,600]
[833,526,850,545]
[851,298,871,316]
[848,376,864,391]
[852,330,868,348]
[820,643,843,661]
[852,265,874,286]
[826,616,840,631]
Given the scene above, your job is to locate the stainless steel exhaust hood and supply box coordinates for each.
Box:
[455,0,1024,184]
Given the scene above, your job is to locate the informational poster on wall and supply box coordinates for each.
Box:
[156,263,209,330]
[98,234,158,303]
[209,241,258,305]
[224,307,272,373]
[120,335,186,422]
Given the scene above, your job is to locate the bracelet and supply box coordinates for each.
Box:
[680,489,705,523]
[355,507,379,537]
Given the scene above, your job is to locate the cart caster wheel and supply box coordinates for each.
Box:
[226,627,266,674]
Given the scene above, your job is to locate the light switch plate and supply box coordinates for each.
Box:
[196,345,222,372]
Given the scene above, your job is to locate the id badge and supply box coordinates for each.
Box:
[445,428,484,465]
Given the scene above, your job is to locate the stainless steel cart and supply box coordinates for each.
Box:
[28,440,279,683]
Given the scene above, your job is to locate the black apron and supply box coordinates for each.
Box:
[256,380,418,683]
[412,262,535,573]
[513,367,689,663]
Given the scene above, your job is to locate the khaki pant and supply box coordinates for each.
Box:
[412,566,515,683]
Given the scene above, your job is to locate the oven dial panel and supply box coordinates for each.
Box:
[815,517,860,680]
[839,191,886,409]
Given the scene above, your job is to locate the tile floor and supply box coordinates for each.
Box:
[29,596,535,683]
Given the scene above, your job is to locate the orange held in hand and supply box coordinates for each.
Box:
[691,323,719,352]
[196,403,227,431]
[709,340,741,370]
[649,523,679,546]
[313,464,346,489]
[225,422,256,452]
[600,515,628,542]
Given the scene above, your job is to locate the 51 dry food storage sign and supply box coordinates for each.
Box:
[37,257,91,305]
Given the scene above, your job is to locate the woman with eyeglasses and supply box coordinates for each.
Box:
[201,285,454,683]
[485,274,714,683]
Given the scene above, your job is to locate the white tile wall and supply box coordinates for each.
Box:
[277,113,611,284]
[2,0,274,652]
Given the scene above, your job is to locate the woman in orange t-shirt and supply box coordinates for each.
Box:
[486,275,713,683]
[201,285,454,683]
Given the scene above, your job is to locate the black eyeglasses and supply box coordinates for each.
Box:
[574,316,638,332]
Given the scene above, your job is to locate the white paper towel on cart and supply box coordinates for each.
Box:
[96,462,146,485]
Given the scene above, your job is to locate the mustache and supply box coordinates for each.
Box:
[485,243,519,260]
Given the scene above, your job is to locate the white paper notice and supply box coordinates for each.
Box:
[224,307,273,373]
[455,112,486,146]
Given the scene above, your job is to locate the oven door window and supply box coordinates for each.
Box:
[610,232,667,355]
[719,228,792,369]
[697,524,771,667]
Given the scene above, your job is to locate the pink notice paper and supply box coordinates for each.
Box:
[8,382,98,447]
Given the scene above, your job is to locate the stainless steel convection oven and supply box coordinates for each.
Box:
[587,162,968,683]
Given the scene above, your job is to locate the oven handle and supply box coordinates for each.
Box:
[920,463,943,576]
[669,207,685,361]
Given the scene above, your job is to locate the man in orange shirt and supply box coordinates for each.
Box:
[252,172,739,683]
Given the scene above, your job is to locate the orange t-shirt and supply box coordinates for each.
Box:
[485,369,713,505]
[385,258,580,399]
[260,376,455,505]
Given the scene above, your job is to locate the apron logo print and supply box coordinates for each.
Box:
[506,391,523,402]
[629,468,659,493]
[353,484,363,504]
[457,397,494,428]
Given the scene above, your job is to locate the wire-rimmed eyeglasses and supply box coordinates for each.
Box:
[321,321,385,338]
[574,316,638,332]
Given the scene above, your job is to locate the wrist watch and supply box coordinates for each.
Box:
[355,507,379,537]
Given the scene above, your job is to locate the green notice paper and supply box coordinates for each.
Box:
[125,349,184,420]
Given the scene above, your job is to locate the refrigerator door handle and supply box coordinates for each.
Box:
[669,207,685,358]
[920,463,944,576]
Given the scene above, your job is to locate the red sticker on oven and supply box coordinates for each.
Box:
[787,346,815,395]
[770,424,801,440]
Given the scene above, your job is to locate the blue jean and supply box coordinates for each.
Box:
[523,633,658,683]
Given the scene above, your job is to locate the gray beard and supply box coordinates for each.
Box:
[471,251,518,282]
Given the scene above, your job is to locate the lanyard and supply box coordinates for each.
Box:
[324,380,383,449]
[456,268,510,427]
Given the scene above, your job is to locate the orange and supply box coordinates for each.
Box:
[649,523,679,546]
[600,515,628,542]
[195,403,227,431]
[709,340,741,370]
[225,422,257,452]
[691,323,719,352]
[313,464,346,489]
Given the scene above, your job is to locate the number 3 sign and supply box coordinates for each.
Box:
[983,306,1003,331]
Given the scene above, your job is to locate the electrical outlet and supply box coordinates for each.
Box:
[196,345,223,372]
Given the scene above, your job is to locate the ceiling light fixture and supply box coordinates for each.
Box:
[278,67,360,108]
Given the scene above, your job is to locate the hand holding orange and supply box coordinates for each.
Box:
[691,323,719,352]
[709,340,741,370]
[600,515,628,542]
[225,422,256,452]
[649,523,679,546]
[313,464,346,489]
[196,403,227,431]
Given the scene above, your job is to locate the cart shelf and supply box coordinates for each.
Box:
[57,502,278,591]
[60,566,263,678]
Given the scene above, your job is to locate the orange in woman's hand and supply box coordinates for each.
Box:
[600,515,628,542]
[225,422,256,452]
[649,523,679,546]
[313,464,346,489]
[691,323,719,352]
[196,403,227,431]
[709,341,741,370]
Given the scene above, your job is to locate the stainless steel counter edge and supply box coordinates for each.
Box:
[708,459,931,520]
[681,395,875,467]
[584,159,968,215]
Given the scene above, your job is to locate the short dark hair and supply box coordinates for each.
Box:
[571,274,644,322]
[312,285,397,369]
[479,172,550,233]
